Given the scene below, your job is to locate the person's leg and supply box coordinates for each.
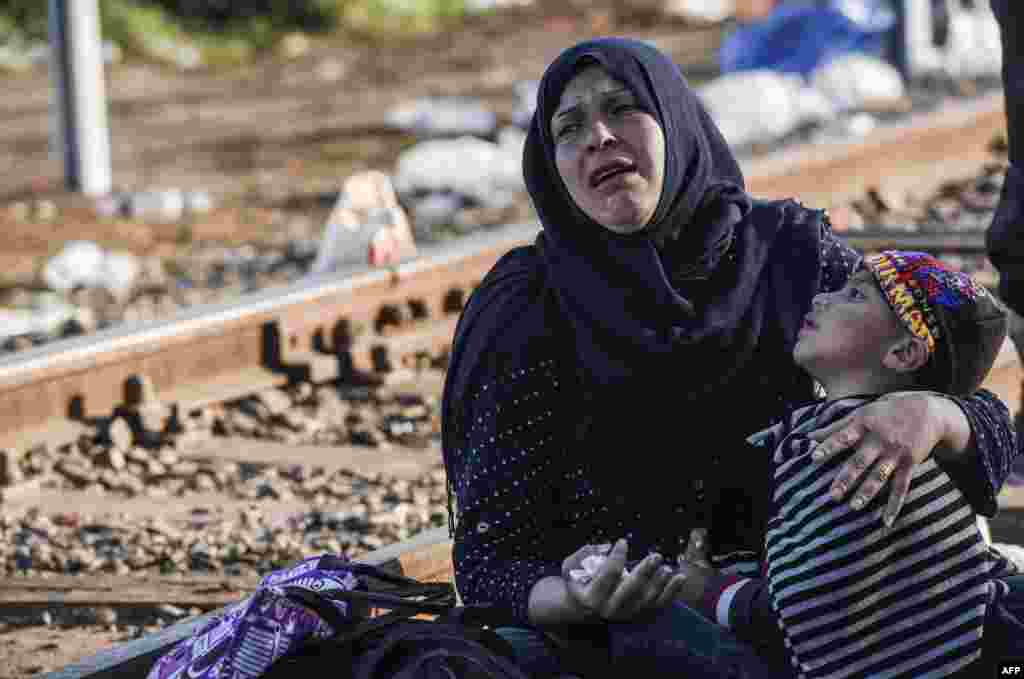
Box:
[493,627,566,679]
[607,602,787,678]
[495,603,784,679]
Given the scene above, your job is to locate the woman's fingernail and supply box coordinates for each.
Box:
[812,445,825,460]
[851,496,865,510]
[832,484,846,500]
[883,513,895,527]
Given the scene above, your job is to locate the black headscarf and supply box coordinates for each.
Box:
[524,37,776,393]
[442,38,812,536]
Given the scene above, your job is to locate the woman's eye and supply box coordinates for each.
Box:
[612,104,635,115]
[556,124,579,139]
[848,287,865,300]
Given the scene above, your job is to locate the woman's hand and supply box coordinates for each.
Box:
[807,391,969,526]
[562,539,686,622]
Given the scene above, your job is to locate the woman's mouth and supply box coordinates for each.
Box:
[590,160,637,188]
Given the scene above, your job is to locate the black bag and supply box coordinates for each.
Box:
[263,566,532,679]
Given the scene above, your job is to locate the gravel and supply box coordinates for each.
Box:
[0,370,450,579]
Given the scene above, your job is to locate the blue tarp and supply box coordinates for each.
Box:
[719,1,897,77]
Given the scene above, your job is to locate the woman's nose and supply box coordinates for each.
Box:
[585,119,617,151]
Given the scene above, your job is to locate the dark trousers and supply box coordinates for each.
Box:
[496,576,1024,679]
[495,601,782,679]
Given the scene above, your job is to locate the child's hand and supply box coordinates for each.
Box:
[682,527,712,569]
[675,528,719,607]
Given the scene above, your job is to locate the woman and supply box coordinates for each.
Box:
[441,37,1017,677]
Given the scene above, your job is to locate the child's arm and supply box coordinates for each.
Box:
[674,527,788,666]
[676,562,790,671]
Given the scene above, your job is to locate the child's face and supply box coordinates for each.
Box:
[793,269,910,380]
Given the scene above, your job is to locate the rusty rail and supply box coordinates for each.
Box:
[0,222,536,453]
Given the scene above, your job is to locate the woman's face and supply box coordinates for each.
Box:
[550,65,666,235]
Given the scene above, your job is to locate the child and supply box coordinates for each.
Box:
[675,251,1020,678]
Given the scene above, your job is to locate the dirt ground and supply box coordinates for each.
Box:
[0,1,721,285]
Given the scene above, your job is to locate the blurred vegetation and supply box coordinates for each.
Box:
[0,0,488,68]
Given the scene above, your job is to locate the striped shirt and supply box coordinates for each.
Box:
[699,397,1016,679]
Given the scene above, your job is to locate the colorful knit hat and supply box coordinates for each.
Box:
[861,251,1007,395]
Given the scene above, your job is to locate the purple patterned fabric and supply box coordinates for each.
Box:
[147,554,361,679]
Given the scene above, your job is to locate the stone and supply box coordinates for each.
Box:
[315,389,351,426]
[157,448,180,467]
[274,410,306,432]
[98,469,121,490]
[58,461,99,486]
[103,447,127,471]
[228,411,263,436]
[291,382,315,404]
[193,473,219,492]
[125,447,151,465]
[108,417,134,452]
[257,389,293,416]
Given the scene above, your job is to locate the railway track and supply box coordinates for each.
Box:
[4,90,1024,679]
[0,92,1011,459]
